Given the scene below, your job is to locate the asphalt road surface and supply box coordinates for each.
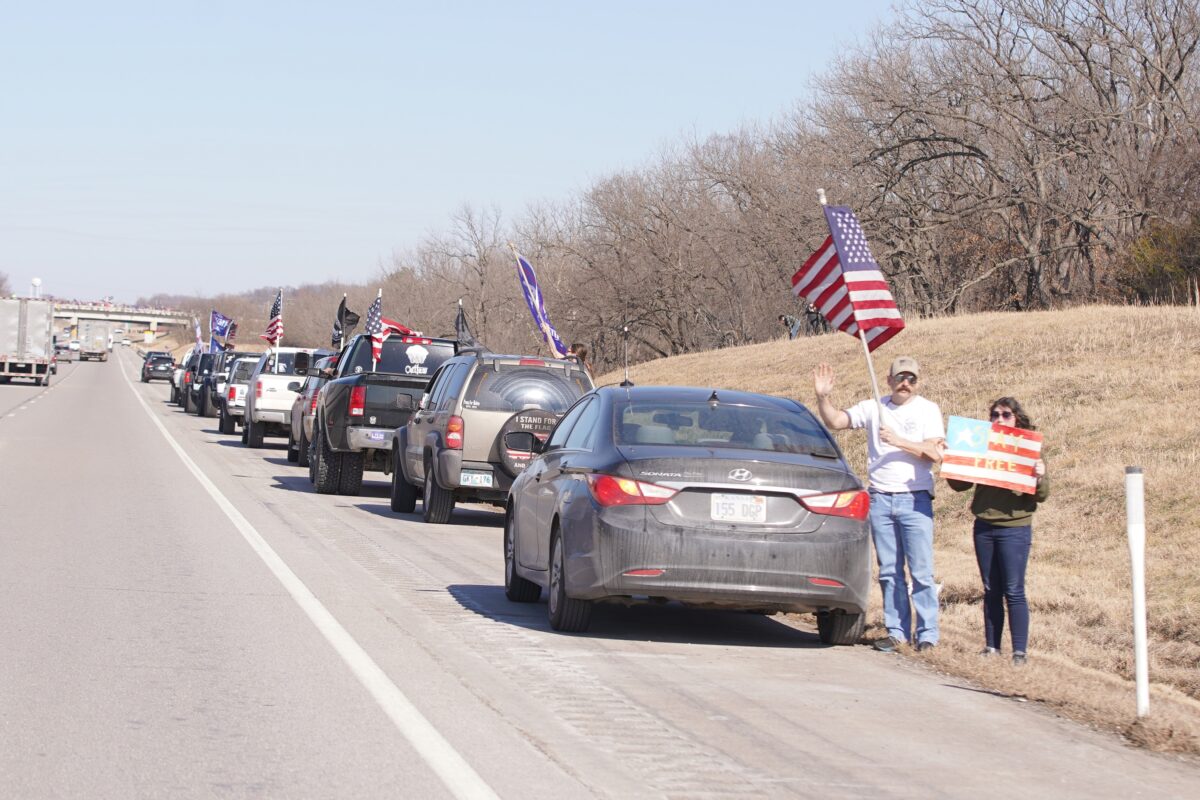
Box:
[1,349,1196,799]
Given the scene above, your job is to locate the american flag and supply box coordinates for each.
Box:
[363,293,413,364]
[260,290,283,345]
[514,250,568,358]
[791,206,904,352]
[941,416,1044,494]
[224,321,238,351]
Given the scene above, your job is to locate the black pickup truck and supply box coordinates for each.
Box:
[304,333,457,496]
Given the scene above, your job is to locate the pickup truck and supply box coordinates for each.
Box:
[200,349,255,418]
[242,347,333,447]
[306,333,456,496]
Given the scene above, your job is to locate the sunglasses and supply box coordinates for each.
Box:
[892,372,918,385]
[990,410,1015,421]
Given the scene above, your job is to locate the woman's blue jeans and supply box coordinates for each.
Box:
[868,490,938,644]
[973,520,1032,652]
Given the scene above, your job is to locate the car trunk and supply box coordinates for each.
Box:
[617,446,860,534]
[359,372,424,429]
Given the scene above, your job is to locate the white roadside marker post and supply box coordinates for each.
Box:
[1125,466,1149,717]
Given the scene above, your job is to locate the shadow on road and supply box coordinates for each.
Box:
[446,583,826,649]
[270,474,313,493]
[351,502,503,526]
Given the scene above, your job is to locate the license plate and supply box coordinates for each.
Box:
[460,470,493,488]
[711,493,766,523]
[366,430,387,442]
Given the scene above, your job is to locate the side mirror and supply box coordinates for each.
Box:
[504,431,544,455]
[287,381,301,392]
[294,352,311,375]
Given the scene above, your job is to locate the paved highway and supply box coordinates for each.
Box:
[1,349,1196,799]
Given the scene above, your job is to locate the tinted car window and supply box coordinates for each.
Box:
[148,355,174,366]
[345,338,455,377]
[231,360,257,382]
[462,365,590,414]
[547,396,593,449]
[614,401,839,457]
[258,352,298,375]
[563,398,602,450]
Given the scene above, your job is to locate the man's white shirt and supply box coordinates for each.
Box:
[846,395,945,493]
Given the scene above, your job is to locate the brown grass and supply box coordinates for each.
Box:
[600,305,1200,754]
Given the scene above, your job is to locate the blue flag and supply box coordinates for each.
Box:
[513,250,568,358]
[210,310,232,339]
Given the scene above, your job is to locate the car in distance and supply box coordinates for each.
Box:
[394,352,593,522]
[503,385,871,643]
[141,354,175,382]
[120,338,132,347]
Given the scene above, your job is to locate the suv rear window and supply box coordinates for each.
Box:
[231,360,257,382]
[614,400,838,457]
[462,364,591,413]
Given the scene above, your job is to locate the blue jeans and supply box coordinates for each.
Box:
[869,490,939,644]
[973,520,1031,652]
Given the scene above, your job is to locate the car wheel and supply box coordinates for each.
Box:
[197,392,208,417]
[504,511,540,602]
[141,375,149,383]
[246,417,264,447]
[184,389,195,414]
[816,610,865,646]
[421,458,455,524]
[389,448,417,513]
[313,431,342,494]
[169,385,178,404]
[219,409,235,435]
[548,528,591,632]
[286,430,300,463]
[338,451,364,495]
[297,428,310,468]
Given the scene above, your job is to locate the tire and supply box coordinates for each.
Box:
[421,457,455,524]
[219,409,235,435]
[389,448,417,513]
[286,430,300,463]
[141,375,149,383]
[183,388,194,413]
[548,530,591,632]
[337,451,364,496]
[504,510,540,602]
[169,385,178,404]
[246,417,264,448]
[297,428,310,468]
[817,610,865,646]
[313,431,342,494]
[197,392,209,417]
[241,423,249,444]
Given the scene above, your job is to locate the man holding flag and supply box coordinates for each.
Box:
[794,200,944,653]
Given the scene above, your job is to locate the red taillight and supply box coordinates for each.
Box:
[184,372,192,384]
[800,490,870,521]
[624,568,665,577]
[809,577,845,588]
[310,393,318,413]
[445,415,464,449]
[255,379,263,399]
[518,358,546,366]
[586,474,677,507]
[349,386,366,417]
[228,386,236,401]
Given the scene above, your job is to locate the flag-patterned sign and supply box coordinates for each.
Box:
[260,290,283,345]
[514,251,568,358]
[941,415,1044,494]
[363,294,414,364]
[791,205,904,352]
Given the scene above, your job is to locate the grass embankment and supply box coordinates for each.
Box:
[601,305,1200,754]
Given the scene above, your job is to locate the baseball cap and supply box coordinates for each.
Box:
[889,356,920,377]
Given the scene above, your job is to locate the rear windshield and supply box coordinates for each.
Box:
[231,360,258,382]
[614,400,838,457]
[256,352,300,375]
[344,338,455,378]
[463,365,592,413]
[148,355,174,365]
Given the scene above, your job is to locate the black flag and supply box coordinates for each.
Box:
[454,299,481,349]
[333,294,361,348]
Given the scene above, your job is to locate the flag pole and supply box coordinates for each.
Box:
[818,189,886,440]
[372,288,381,372]
[274,289,281,375]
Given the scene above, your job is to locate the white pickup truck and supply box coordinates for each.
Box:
[242,347,331,447]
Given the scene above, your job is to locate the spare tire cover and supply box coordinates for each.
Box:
[497,409,562,477]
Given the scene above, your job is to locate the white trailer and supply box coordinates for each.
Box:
[79,320,114,362]
[0,297,55,386]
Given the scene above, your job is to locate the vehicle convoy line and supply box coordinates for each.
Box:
[118,352,500,800]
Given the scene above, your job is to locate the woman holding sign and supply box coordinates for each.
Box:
[946,397,1049,665]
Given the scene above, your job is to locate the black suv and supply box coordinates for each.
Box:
[141,354,175,383]
[183,352,218,414]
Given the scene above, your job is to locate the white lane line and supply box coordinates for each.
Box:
[120,354,498,800]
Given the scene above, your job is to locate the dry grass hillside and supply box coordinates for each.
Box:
[600,305,1200,754]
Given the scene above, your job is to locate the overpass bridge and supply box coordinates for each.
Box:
[52,303,191,340]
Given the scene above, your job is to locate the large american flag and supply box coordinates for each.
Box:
[791,206,904,352]
[260,290,283,346]
[941,416,1044,494]
[363,293,413,364]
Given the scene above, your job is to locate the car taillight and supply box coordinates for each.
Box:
[800,490,869,521]
[349,386,366,417]
[228,386,237,401]
[184,372,192,384]
[586,474,677,507]
[255,379,262,399]
[310,393,318,413]
[445,416,464,449]
[518,358,546,366]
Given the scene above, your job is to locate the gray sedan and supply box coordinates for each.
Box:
[504,385,871,644]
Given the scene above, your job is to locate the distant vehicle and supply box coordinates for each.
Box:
[218,356,259,435]
[242,347,333,447]
[169,346,195,405]
[68,340,81,352]
[142,350,172,362]
[394,351,593,522]
[308,334,456,496]
[141,354,175,383]
[288,355,338,467]
[503,385,872,642]
[78,321,114,362]
[0,297,55,386]
[120,338,131,347]
[184,352,219,415]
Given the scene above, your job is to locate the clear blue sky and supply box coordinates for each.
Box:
[1,1,895,303]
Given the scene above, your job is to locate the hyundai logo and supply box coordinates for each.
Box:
[729,468,753,482]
